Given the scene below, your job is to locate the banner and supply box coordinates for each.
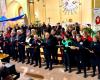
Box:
[0,14,25,22]
[94,8,100,31]
[0,16,7,22]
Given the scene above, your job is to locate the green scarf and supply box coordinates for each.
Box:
[62,39,72,47]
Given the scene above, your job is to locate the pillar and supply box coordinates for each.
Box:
[27,0,35,24]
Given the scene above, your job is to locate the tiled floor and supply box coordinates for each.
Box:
[11,61,99,80]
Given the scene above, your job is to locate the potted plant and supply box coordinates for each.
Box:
[82,27,95,37]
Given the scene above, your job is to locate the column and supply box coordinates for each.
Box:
[28,0,35,24]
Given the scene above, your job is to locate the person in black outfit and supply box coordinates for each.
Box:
[10,31,17,60]
[90,36,100,79]
[31,35,41,68]
[0,65,20,80]
[42,32,52,70]
[25,32,31,64]
[46,24,52,34]
[56,23,62,35]
[27,35,34,65]
[0,33,3,51]
[50,29,58,64]
[0,66,10,80]
[62,35,72,73]
[28,23,34,31]
[74,34,87,78]
[41,22,46,35]
[3,32,11,55]
[75,22,80,34]
[83,37,91,70]
[14,24,20,32]
[16,30,26,63]
[21,24,28,34]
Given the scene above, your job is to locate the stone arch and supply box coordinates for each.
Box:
[6,0,21,18]
[18,6,24,16]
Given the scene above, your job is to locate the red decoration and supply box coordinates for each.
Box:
[95,16,100,25]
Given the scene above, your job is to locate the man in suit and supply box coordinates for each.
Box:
[16,30,26,63]
[42,32,52,70]
[25,32,31,64]
[50,29,58,64]
[10,31,17,61]
[31,35,41,68]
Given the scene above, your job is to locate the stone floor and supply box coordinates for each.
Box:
[11,61,99,80]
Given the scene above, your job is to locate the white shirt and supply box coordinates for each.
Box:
[25,37,31,43]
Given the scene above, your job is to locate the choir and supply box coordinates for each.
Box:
[0,22,100,79]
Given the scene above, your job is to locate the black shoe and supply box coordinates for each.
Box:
[39,65,41,68]
[84,74,87,78]
[76,71,81,74]
[49,67,52,70]
[26,62,30,64]
[30,63,33,65]
[91,73,95,77]
[45,67,49,69]
[17,61,19,62]
[15,59,17,62]
[98,75,100,79]
[64,69,68,72]
[68,69,71,73]
[18,60,21,62]
[22,61,25,64]
[34,64,38,67]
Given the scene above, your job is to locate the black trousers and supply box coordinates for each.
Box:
[3,45,11,55]
[34,51,41,66]
[26,48,30,63]
[51,47,58,64]
[44,52,52,68]
[63,52,71,71]
[10,45,18,60]
[18,44,25,62]
[29,48,34,64]
[91,56,100,75]
[29,48,41,66]
[75,52,87,75]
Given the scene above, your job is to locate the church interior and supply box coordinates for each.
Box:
[0,0,100,80]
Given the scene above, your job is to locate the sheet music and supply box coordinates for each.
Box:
[4,63,13,68]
